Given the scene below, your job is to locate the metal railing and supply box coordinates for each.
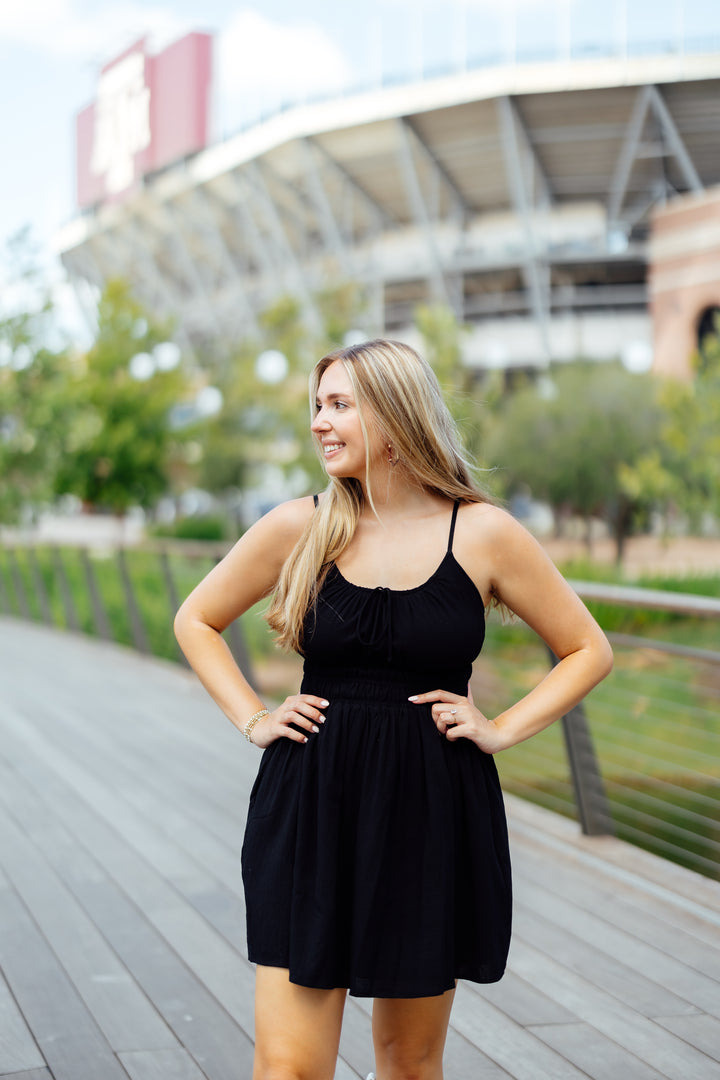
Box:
[1,540,718,880]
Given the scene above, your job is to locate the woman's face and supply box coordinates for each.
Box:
[311,360,384,482]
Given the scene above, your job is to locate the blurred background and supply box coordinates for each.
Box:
[1,0,720,878]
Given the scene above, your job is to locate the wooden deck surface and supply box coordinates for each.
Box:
[1,615,719,1080]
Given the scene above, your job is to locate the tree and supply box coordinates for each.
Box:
[486,362,667,560]
[414,303,502,469]
[655,316,720,528]
[54,279,188,514]
[198,285,368,507]
[0,229,71,522]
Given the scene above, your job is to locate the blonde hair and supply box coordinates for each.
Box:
[266,339,494,651]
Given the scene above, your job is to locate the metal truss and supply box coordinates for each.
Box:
[300,139,354,277]
[608,84,704,235]
[241,161,322,331]
[395,118,455,310]
[496,95,552,363]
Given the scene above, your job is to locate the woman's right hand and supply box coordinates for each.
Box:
[250,694,329,748]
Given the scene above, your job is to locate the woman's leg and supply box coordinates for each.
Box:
[371,988,455,1080]
[253,965,347,1080]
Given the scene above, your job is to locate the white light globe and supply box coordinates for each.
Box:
[256,349,288,384]
[621,341,653,374]
[154,341,181,371]
[196,385,223,417]
[129,352,155,380]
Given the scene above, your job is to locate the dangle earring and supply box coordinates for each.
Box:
[387,444,399,467]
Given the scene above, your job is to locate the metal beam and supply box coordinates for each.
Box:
[243,161,322,331]
[646,84,703,193]
[496,95,551,364]
[504,98,553,210]
[395,118,451,307]
[300,138,353,274]
[401,116,470,223]
[189,187,260,337]
[608,84,704,234]
[229,170,278,288]
[607,85,652,230]
[307,136,396,233]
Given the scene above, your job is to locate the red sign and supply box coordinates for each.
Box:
[76,32,212,208]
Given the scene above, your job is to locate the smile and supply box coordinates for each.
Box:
[323,443,344,455]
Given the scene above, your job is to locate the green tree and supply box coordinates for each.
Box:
[0,229,72,522]
[414,303,502,468]
[54,279,188,514]
[486,362,666,560]
[656,317,720,527]
[199,286,368,505]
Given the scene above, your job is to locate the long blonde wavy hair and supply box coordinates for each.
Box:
[266,339,495,652]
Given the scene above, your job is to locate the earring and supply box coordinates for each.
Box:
[387,444,399,467]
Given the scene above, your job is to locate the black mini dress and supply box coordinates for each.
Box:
[241,500,512,998]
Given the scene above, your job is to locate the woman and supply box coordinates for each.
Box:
[175,339,613,1080]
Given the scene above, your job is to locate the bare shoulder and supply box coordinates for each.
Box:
[178,495,316,627]
[239,494,317,568]
[253,494,317,542]
[461,501,543,555]
[455,501,561,605]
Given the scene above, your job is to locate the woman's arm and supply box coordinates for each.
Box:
[174,496,327,746]
[410,506,613,753]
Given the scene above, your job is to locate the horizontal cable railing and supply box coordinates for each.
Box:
[1,540,718,880]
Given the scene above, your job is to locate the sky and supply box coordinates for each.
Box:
[1,0,720,334]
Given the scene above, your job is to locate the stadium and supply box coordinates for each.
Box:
[55,30,720,378]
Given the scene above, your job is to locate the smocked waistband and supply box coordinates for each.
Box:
[300,664,470,703]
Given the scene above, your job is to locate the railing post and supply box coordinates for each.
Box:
[0,550,10,613]
[546,647,615,836]
[51,547,81,632]
[80,548,113,641]
[6,547,31,619]
[117,548,149,654]
[27,547,53,625]
[158,549,188,666]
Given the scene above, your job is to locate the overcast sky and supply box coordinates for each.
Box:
[1,0,719,289]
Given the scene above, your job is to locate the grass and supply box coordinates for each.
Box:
[1,542,718,880]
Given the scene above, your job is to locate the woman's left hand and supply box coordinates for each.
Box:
[408,690,506,754]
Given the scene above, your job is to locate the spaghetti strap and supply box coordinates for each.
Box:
[313,493,319,508]
[447,499,460,552]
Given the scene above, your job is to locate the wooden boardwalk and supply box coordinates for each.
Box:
[0,615,719,1080]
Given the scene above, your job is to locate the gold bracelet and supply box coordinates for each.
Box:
[243,709,269,744]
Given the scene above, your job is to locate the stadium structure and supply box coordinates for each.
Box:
[56,34,720,377]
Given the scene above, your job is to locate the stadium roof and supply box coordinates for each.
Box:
[56,50,720,359]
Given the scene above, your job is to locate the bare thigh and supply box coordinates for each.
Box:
[253,965,347,1080]
[372,987,455,1080]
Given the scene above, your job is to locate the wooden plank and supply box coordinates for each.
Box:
[0,718,256,1080]
[509,940,718,1080]
[118,1048,208,1080]
[450,982,589,1080]
[469,970,577,1027]
[0,781,176,1053]
[526,1021,669,1080]
[514,901,706,1017]
[0,968,46,1073]
[654,1014,720,1064]
[512,843,720,1007]
[0,1071,54,1080]
[513,839,720,975]
[507,794,720,925]
[0,867,131,1080]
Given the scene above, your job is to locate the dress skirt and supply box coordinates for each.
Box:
[241,664,512,999]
